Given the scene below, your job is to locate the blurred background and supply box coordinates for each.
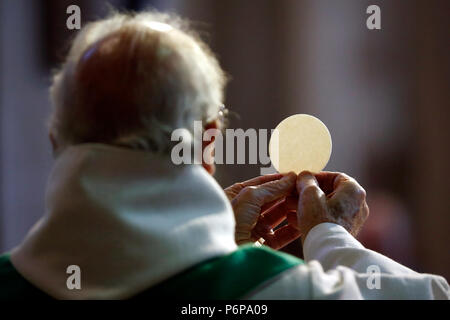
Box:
[1,0,449,279]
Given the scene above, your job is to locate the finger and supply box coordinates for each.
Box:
[261,198,284,214]
[328,176,366,203]
[232,173,296,235]
[286,211,299,228]
[263,225,302,250]
[240,173,285,187]
[348,201,370,237]
[251,172,297,206]
[251,228,271,242]
[253,196,298,238]
[254,201,289,236]
[297,171,324,199]
[284,196,298,210]
[314,171,344,195]
[259,196,298,228]
[224,173,284,200]
[296,171,327,224]
[261,195,297,214]
[362,201,369,220]
[327,177,367,216]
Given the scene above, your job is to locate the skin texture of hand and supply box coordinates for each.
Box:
[224,173,302,249]
[295,171,369,245]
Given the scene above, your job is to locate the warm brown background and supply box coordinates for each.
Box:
[1,0,449,279]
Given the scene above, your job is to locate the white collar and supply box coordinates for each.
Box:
[11,144,237,299]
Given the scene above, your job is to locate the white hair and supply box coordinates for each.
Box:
[49,11,227,153]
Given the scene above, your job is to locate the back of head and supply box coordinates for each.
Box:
[49,11,226,154]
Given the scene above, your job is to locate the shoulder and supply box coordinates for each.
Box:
[230,244,304,273]
[135,245,304,300]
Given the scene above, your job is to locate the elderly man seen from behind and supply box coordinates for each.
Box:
[0,11,448,300]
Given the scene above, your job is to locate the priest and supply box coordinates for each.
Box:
[0,11,448,300]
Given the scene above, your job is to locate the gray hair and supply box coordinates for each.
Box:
[49,11,227,153]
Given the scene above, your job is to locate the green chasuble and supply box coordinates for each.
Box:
[0,245,303,300]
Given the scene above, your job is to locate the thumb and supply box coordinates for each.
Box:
[252,172,297,206]
[297,171,322,196]
[296,171,326,218]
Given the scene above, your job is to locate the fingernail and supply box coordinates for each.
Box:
[281,172,297,184]
[297,171,314,182]
[297,171,318,191]
[283,172,296,179]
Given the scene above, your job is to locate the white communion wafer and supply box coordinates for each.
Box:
[269,114,332,174]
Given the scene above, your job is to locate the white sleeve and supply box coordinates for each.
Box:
[303,223,418,275]
[248,223,449,300]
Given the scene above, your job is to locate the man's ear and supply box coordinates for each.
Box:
[202,119,219,175]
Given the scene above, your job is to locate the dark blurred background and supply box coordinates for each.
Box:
[1,0,449,279]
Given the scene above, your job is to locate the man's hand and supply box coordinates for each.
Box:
[295,171,369,244]
[224,173,301,249]
[225,171,368,249]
